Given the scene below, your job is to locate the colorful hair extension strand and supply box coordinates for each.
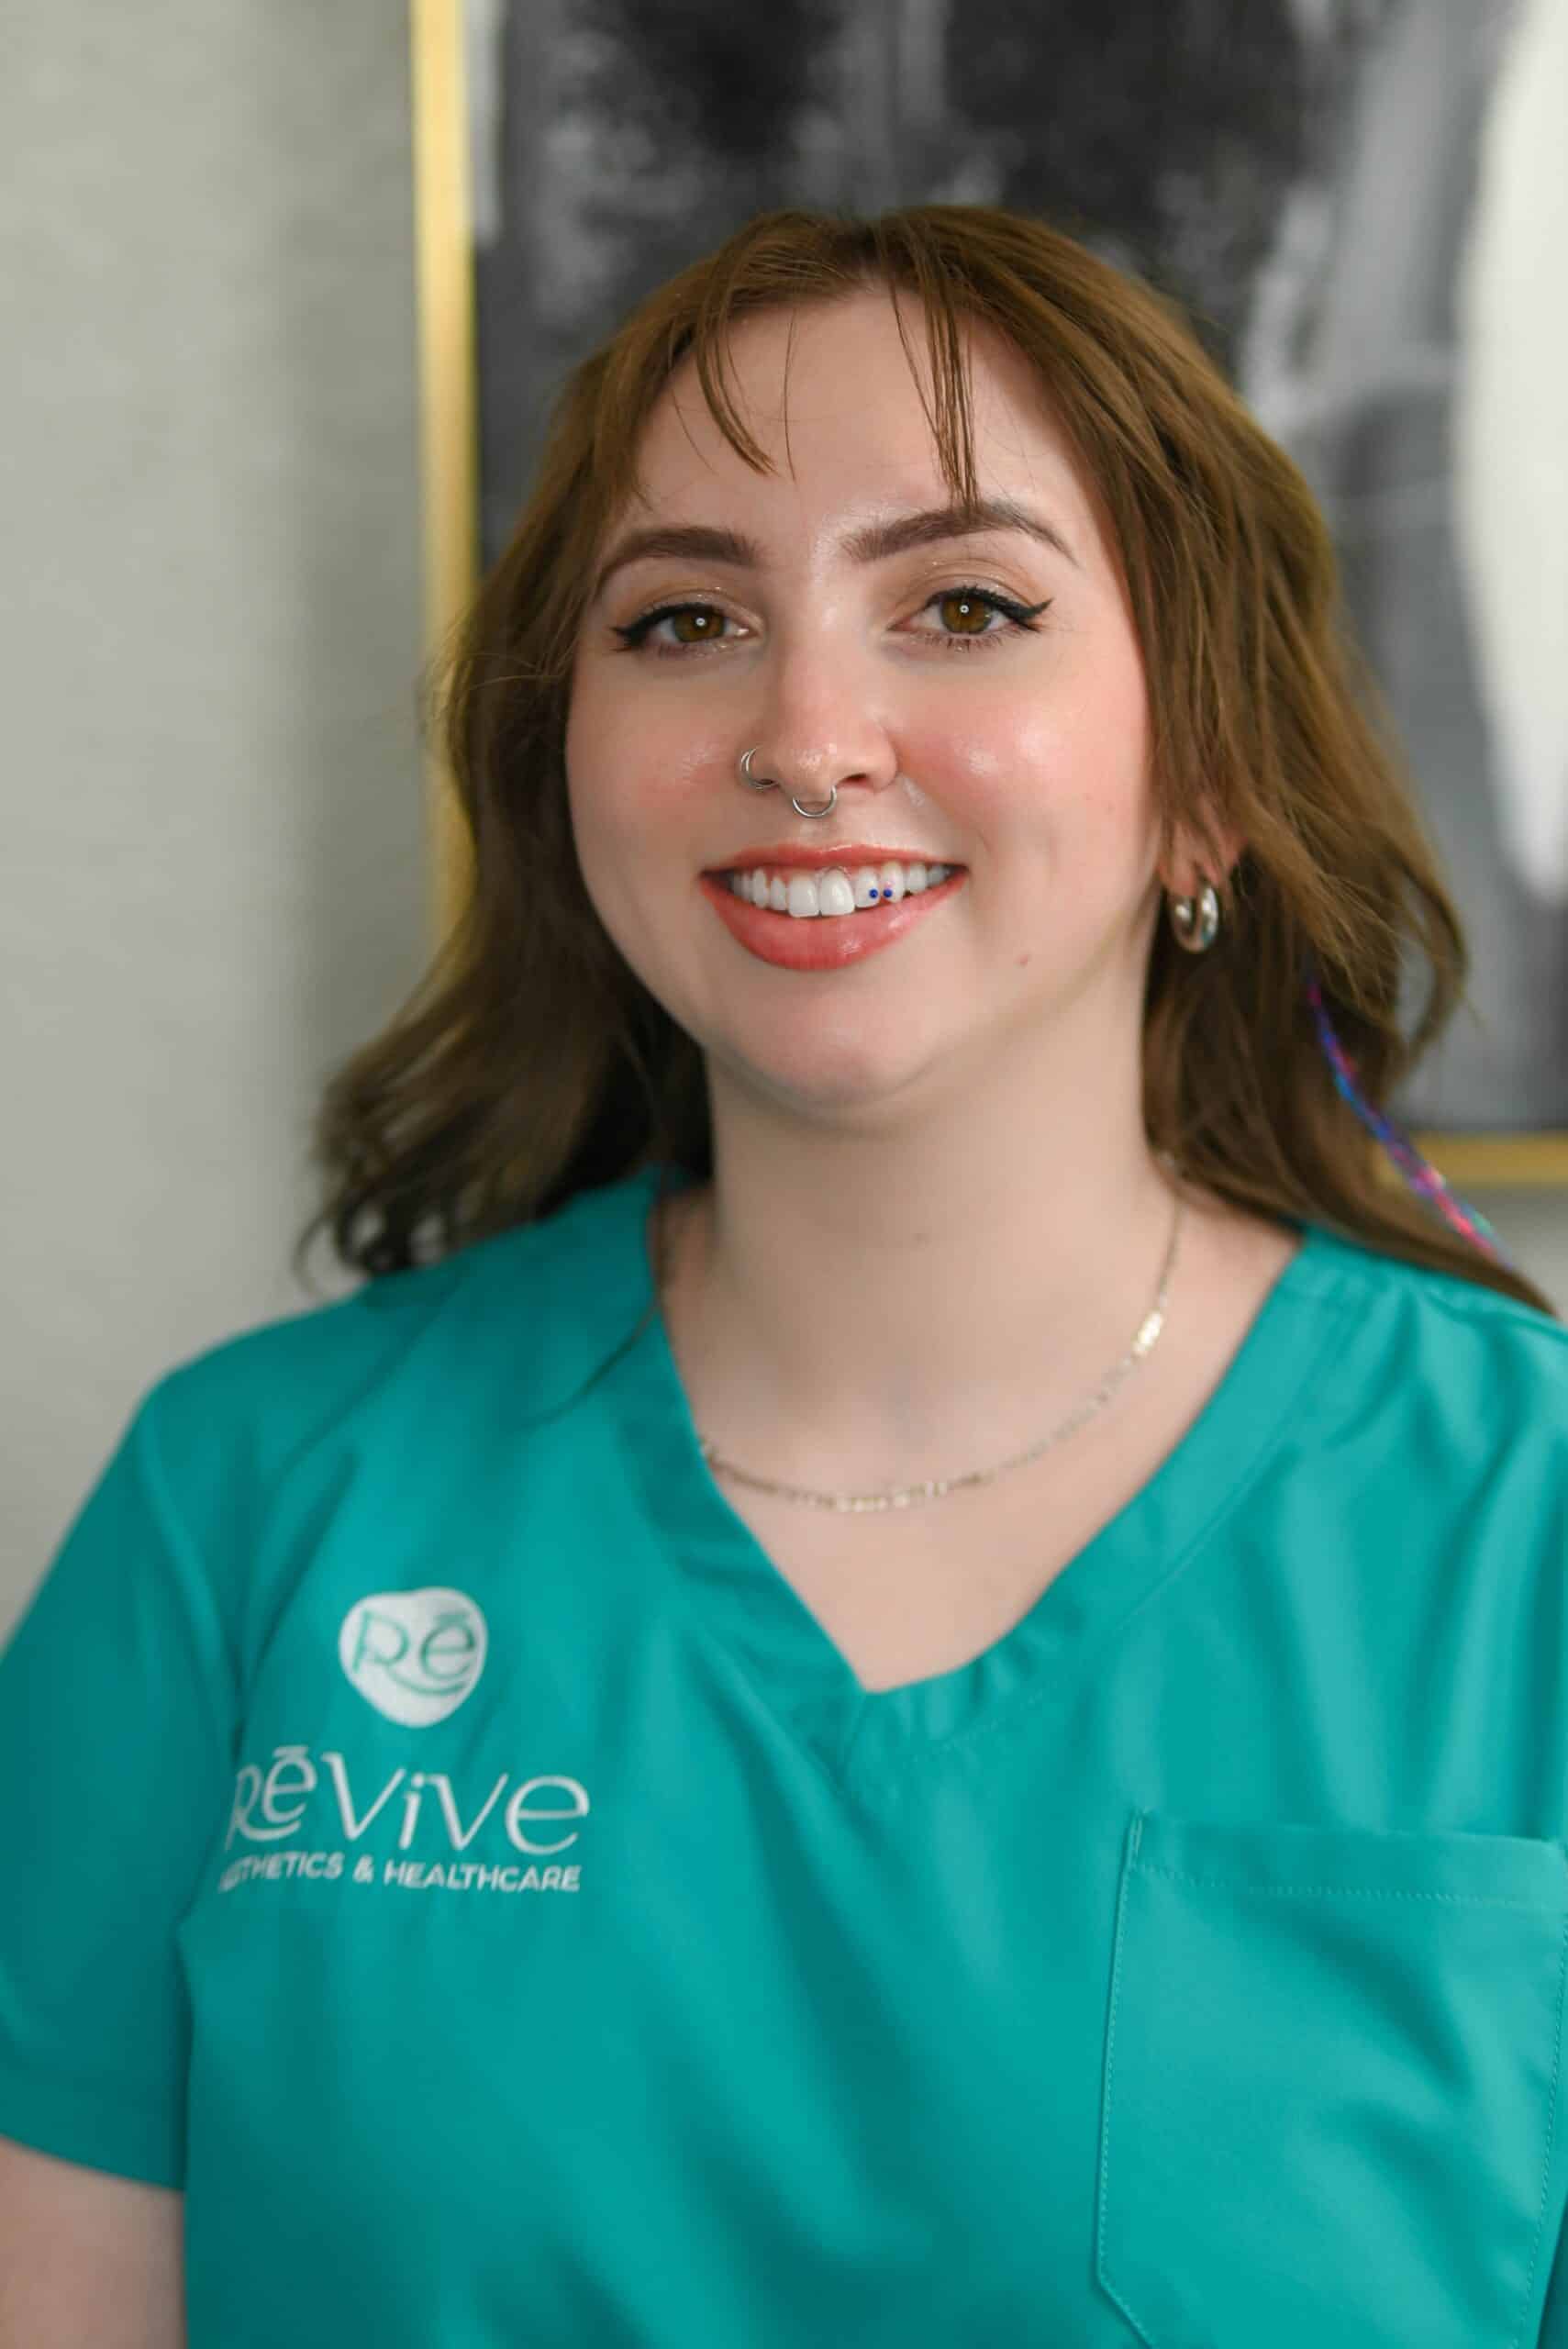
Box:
[1301,957,1518,1275]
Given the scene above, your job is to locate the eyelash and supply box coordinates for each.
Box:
[609,584,1052,659]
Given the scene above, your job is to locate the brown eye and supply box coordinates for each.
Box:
[935,591,995,637]
[610,602,738,655]
[667,608,726,646]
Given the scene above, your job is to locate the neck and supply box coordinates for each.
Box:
[654,1078,1206,1497]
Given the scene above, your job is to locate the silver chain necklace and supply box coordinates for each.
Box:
[682,1167,1185,1515]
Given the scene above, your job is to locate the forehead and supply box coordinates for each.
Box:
[629,288,1094,535]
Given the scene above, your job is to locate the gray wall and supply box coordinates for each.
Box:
[2,6,1562,1643]
[3,6,428,1633]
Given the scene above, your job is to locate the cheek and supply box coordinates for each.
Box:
[567,685,712,847]
[564,707,695,979]
[897,698,1059,839]
[563,728,637,949]
[564,703,646,880]
[962,658,1150,834]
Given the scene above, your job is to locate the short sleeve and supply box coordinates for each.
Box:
[0,1385,238,2188]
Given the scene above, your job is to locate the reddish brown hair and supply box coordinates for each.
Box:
[292,204,1557,1322]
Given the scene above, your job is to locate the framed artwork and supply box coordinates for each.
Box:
[409,0,1568,1188]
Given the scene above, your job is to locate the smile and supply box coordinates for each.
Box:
[720,861,960,916]
[697,866,967,971]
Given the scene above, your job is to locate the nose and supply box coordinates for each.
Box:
[745,636,905,808]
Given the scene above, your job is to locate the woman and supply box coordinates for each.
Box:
[3,205,1565,2348]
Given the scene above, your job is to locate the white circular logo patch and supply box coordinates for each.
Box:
[338,1587,489,1726]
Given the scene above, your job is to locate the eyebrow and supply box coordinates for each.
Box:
[589,495,1081,606]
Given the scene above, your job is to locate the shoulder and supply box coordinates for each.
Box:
[1183,1173,1567,1435]
[1270,1203,1567,1440]
[141,1174,658,1518]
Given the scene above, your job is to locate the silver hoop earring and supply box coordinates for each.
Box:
[1169,881,1220,952]
[739,747,837,820]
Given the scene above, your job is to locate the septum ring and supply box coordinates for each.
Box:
[740,746,838,819]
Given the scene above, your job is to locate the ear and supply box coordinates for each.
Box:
[1165,815,1247,901]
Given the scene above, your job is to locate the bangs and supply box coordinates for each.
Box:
[592,227,986,531]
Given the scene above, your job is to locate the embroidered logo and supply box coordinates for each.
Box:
[338,1587,488,1726]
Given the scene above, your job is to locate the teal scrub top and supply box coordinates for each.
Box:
[4,1162,1568,2348]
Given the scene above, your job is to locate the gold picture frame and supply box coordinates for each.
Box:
[407,0,1568,1193]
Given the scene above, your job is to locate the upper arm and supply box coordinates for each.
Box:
[0,2134,183,2348]
[0,1384,239,2245]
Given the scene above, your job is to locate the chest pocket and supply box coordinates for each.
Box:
[1096,1809,1568,2348]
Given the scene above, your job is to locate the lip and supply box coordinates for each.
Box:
[698,866,966,971]
[701,843,964,874]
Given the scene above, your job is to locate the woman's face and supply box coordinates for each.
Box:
[566,287,1179,1119]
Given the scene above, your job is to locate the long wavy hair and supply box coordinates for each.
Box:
[292,204,1558,1326]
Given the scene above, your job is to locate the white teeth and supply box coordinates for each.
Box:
[729,861,954,916]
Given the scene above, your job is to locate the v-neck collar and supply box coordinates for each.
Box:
[607,1162,1352,1798]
